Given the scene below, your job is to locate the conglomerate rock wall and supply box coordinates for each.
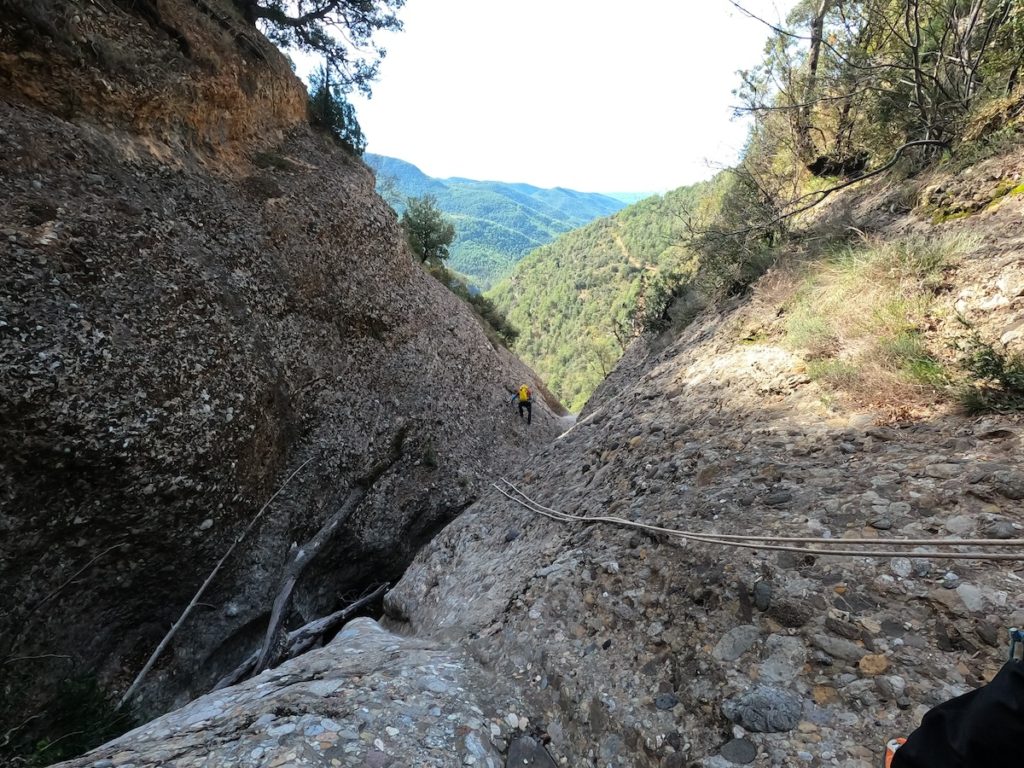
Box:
[0,0,559,743]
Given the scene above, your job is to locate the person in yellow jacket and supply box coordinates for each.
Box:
[511,384,533,424]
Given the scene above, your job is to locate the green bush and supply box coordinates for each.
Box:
[957,334,1024,413]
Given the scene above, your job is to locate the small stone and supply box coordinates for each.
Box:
[655,692,680,710]
[719,737,757,764]
[506,735,557,767]
[763,491,793,506]
[944,515,975,535]
[505,528,521,542]
[714,625,760,661]
[943,572,960,589]
[767,598,813,628]
[911,559,933,577]
[722,686,802,733]
[982,521,1016,539]
[505,712,520,728]
[753,581,772,611]
[890,557,912,578]
[956,583,986,612]
[810,634,866,662]
[198,518,213,531]
[976,620,1000,647]
[875,675,906,701]
[870,518,892,530]
[859,654,889,676]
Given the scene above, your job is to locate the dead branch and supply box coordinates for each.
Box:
[692,139,948,242]
[212,582,388,691]
[117,457,313,710]
[251,487,367,673]
[251,427,406,675]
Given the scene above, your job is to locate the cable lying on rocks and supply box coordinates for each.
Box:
[495,479,1024,562]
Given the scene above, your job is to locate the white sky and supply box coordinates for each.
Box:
[307,0,798,194]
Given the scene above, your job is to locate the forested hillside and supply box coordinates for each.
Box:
[365,153,626,287]
[488,184,708,411]
[494,0,1024,415]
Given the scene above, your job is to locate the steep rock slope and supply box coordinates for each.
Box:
[0,0,560,748]
[57,155,1024,767]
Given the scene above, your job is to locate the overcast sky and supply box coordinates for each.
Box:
[314,1,797,194]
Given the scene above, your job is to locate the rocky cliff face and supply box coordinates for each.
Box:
[52,145,1024,768]
[0,0,559,751]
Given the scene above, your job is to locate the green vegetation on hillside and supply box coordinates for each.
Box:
[488,184,707,411]
[682,1,1024,414]
[493,1,1024,415]
[780,233,976,406]
[365,154,627,288]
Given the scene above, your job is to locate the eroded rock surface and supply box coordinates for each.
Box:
[55,618,509,768]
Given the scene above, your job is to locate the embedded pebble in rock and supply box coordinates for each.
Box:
[759,635,807,683]
[753,581,772,611]
[956,583,987,613]
[654,692,680,710]
[811,634,867,663]
[890,557,913,578]
[719,738,758,764]
[714,625,760,661]
[983,521,1017,539]
[858,654,890,676]
[506,735,557,767]
[722,686,803,733]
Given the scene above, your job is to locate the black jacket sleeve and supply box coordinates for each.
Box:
[893,660,1024,768]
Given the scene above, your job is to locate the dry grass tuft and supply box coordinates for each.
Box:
[779,233,978,410]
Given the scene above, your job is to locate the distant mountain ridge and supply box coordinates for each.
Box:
[365,153,628,288]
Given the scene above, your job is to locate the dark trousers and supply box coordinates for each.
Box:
[518,400,532,424]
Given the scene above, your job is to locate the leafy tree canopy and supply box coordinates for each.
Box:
[308,66,366,154]
[401,195,456,264]
[235,0,405,96]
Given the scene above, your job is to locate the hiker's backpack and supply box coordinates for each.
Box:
[518,385,531,402]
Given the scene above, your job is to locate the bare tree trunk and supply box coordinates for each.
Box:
[251,428,407,675]
[252,486,367,673]
[117,459,312,710]
[795,0,831,164]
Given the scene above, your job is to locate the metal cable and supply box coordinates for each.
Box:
[495,479,1024,561]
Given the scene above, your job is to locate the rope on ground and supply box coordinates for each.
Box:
[494,479,1024,562]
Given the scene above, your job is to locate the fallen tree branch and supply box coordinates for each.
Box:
[251,427,406,675]
[212,581,388,691]
[252,486,367,673]
[117,457,313,710]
